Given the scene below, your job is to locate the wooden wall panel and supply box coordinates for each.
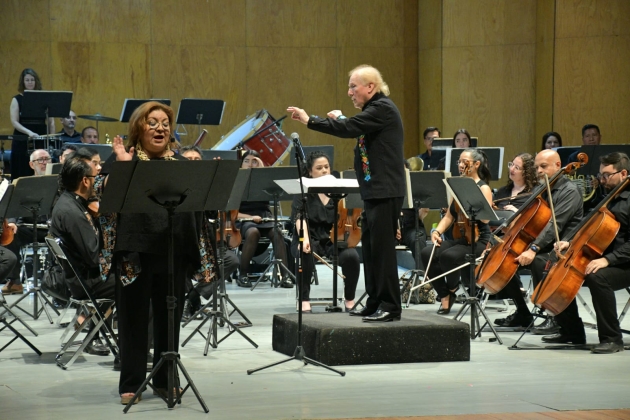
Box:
[556,0,630,39]
[151,46,247,147]
[443,0,536,47]
[534,0,556,142]
[338,0,406,47]
[0,0,50,42]
[152,0,246,46]
[0,42,52,133]
[246,0,336,47]
[553,35,630,145]
[50,42,152,138]
[50,0,151,43]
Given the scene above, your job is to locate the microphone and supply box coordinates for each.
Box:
[291,132,306,161]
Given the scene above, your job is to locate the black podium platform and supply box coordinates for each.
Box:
[272,311,470,366]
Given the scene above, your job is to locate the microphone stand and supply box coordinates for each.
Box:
[247,136,345,377]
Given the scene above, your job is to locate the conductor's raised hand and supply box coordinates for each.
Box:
[286,107,309,125]
[112,136,134,161]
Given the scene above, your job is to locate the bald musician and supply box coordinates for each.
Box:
[287,64,405,322]
[549,152,630,353]
[494,150,583,332]
[59,110,82,143]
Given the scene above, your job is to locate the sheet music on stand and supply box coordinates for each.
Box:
[340,170,363,209]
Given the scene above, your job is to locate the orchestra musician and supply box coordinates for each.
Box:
[287,64,406,322]
[542,132,562,150]
[106,101,215,405]
[81,126,99,144]
[421,148,493,315]
[58,111,82,143]
[10,68,55,137]
[0,176,18,294]
[419,127,441,170]
[236,150,292,289]
[290,151,360,313]
[508,149,583,335]
[545,152,630,353]
[452,129,472,148]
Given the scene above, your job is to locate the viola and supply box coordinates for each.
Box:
[217,210,242,249]
[531,174,629,315]
[87,199,100,218]
[0,219,15,246]
[451,201,479,244]
[330,199,361,248]
[476,153,588,294]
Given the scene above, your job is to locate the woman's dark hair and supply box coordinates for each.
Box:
[241,149,261,162]
[541,131,563,150]
[301,151,330,178]
[506,152,536,192]
[181,145,203,158]
[59,156,93,192]
[452,129,471,148]
[463,148,491,184]
[18,68,43,93]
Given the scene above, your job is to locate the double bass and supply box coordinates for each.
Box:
[476,154,588,294]
[531,175,630,315]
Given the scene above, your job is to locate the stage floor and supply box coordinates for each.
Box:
[1,266,629,419]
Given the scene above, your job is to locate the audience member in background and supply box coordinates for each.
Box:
[419,127,440,170]
[59,111,82,143]
[81,126,99,144]
[541,131,562,150]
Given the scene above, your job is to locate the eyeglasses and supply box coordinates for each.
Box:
[32,157,51,164]
[507,162,523,171]
[147,119,170,130]
[597,170,622,181]
[84,175,96,179]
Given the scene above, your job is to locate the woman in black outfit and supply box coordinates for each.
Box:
[291,151,360,312]
[10,68,55,137]
[420,148,493,314]
[109,101,213,405]
[236,150,292,288]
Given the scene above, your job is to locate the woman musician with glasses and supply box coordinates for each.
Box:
[420,148,493,315]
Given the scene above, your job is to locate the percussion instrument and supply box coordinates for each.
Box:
[212,110,291,167]
[78,113,119,122]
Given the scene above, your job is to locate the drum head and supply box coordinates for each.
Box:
[213,110,269,151]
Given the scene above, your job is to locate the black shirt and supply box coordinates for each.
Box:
[537,176,583,250]
[291,193,335,248]
[448,179,492,243]
[493,184,531,210]
[13,94,47,136]
[58,130,82,143]
[601,190,630,266]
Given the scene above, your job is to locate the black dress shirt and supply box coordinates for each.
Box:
[536,176,583,250]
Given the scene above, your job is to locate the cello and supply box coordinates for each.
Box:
[476,154,588,294]
[531,175,630,315]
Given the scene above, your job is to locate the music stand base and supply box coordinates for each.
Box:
[9,287,58,323]
[247,345,345,376]
[250,260,295,290]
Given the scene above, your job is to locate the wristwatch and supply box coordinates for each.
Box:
[529,244,540,253]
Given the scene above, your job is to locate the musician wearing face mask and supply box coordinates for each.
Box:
[544,152,630,353]
[505,150,583,334]
[420,149,493,315]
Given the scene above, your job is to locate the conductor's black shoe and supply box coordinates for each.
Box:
[362,310,401,322]
[236,277,251,288]
[541,333,586,345]
[531,316,559,335]
[591,341,624,354]
[349,307,376,317]
[280,278,294,288]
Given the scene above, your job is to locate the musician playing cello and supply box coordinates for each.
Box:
[420,148,493,315]
[496,150,583,331]
[546,152,630,353]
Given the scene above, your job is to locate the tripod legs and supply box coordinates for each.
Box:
[9,287,58,323]
[250,259,295,290]
[247,345,345,376]
[453,284,503,344]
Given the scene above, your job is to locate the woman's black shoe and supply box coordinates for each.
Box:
[437,292,456,315]
[236,277,251,288]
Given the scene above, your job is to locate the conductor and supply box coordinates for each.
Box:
[287,64,405,322]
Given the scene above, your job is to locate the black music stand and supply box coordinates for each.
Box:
[181,164,258,353]
[176,99,225,139]
[403,171,450,307]
[247,137,345,377]
[119,99,171,123]
[101,160,215,413]
[5,176,60,322]
[201,149,238,161]
[244,167,297,290]
[21,91,73,138]
[446,147,505,180]
[445,177,502,343]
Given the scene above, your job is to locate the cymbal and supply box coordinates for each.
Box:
[78,113,119,122]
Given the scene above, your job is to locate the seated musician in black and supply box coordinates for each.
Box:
[49,150,114,356]
[547,152,630,353]
[236,150,291,288]
[397,159,428,262]
[421,148,493,314]
[291,151,360,312]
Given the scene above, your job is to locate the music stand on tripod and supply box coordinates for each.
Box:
[21,90,73,139]
[247,136,345,377]
[176,99,225,139]
[444,177,502,343]
[101,160,222,413]
[5,175,60,322]
[245,167,297,290]
[181,163,258,354]
[403,170,450,306]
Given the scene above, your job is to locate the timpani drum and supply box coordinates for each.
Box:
[212,110,291,167]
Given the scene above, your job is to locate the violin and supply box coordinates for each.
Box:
[87,199,100,218]
[451,160,479,244]
[0,219,14,246]
[217,210,242,249]
[476,153,588,294]
[531,174,629,315]
[330,199,361,248]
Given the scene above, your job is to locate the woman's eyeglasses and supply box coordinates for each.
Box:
[147,120,170,130]
[507,162,522,171]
